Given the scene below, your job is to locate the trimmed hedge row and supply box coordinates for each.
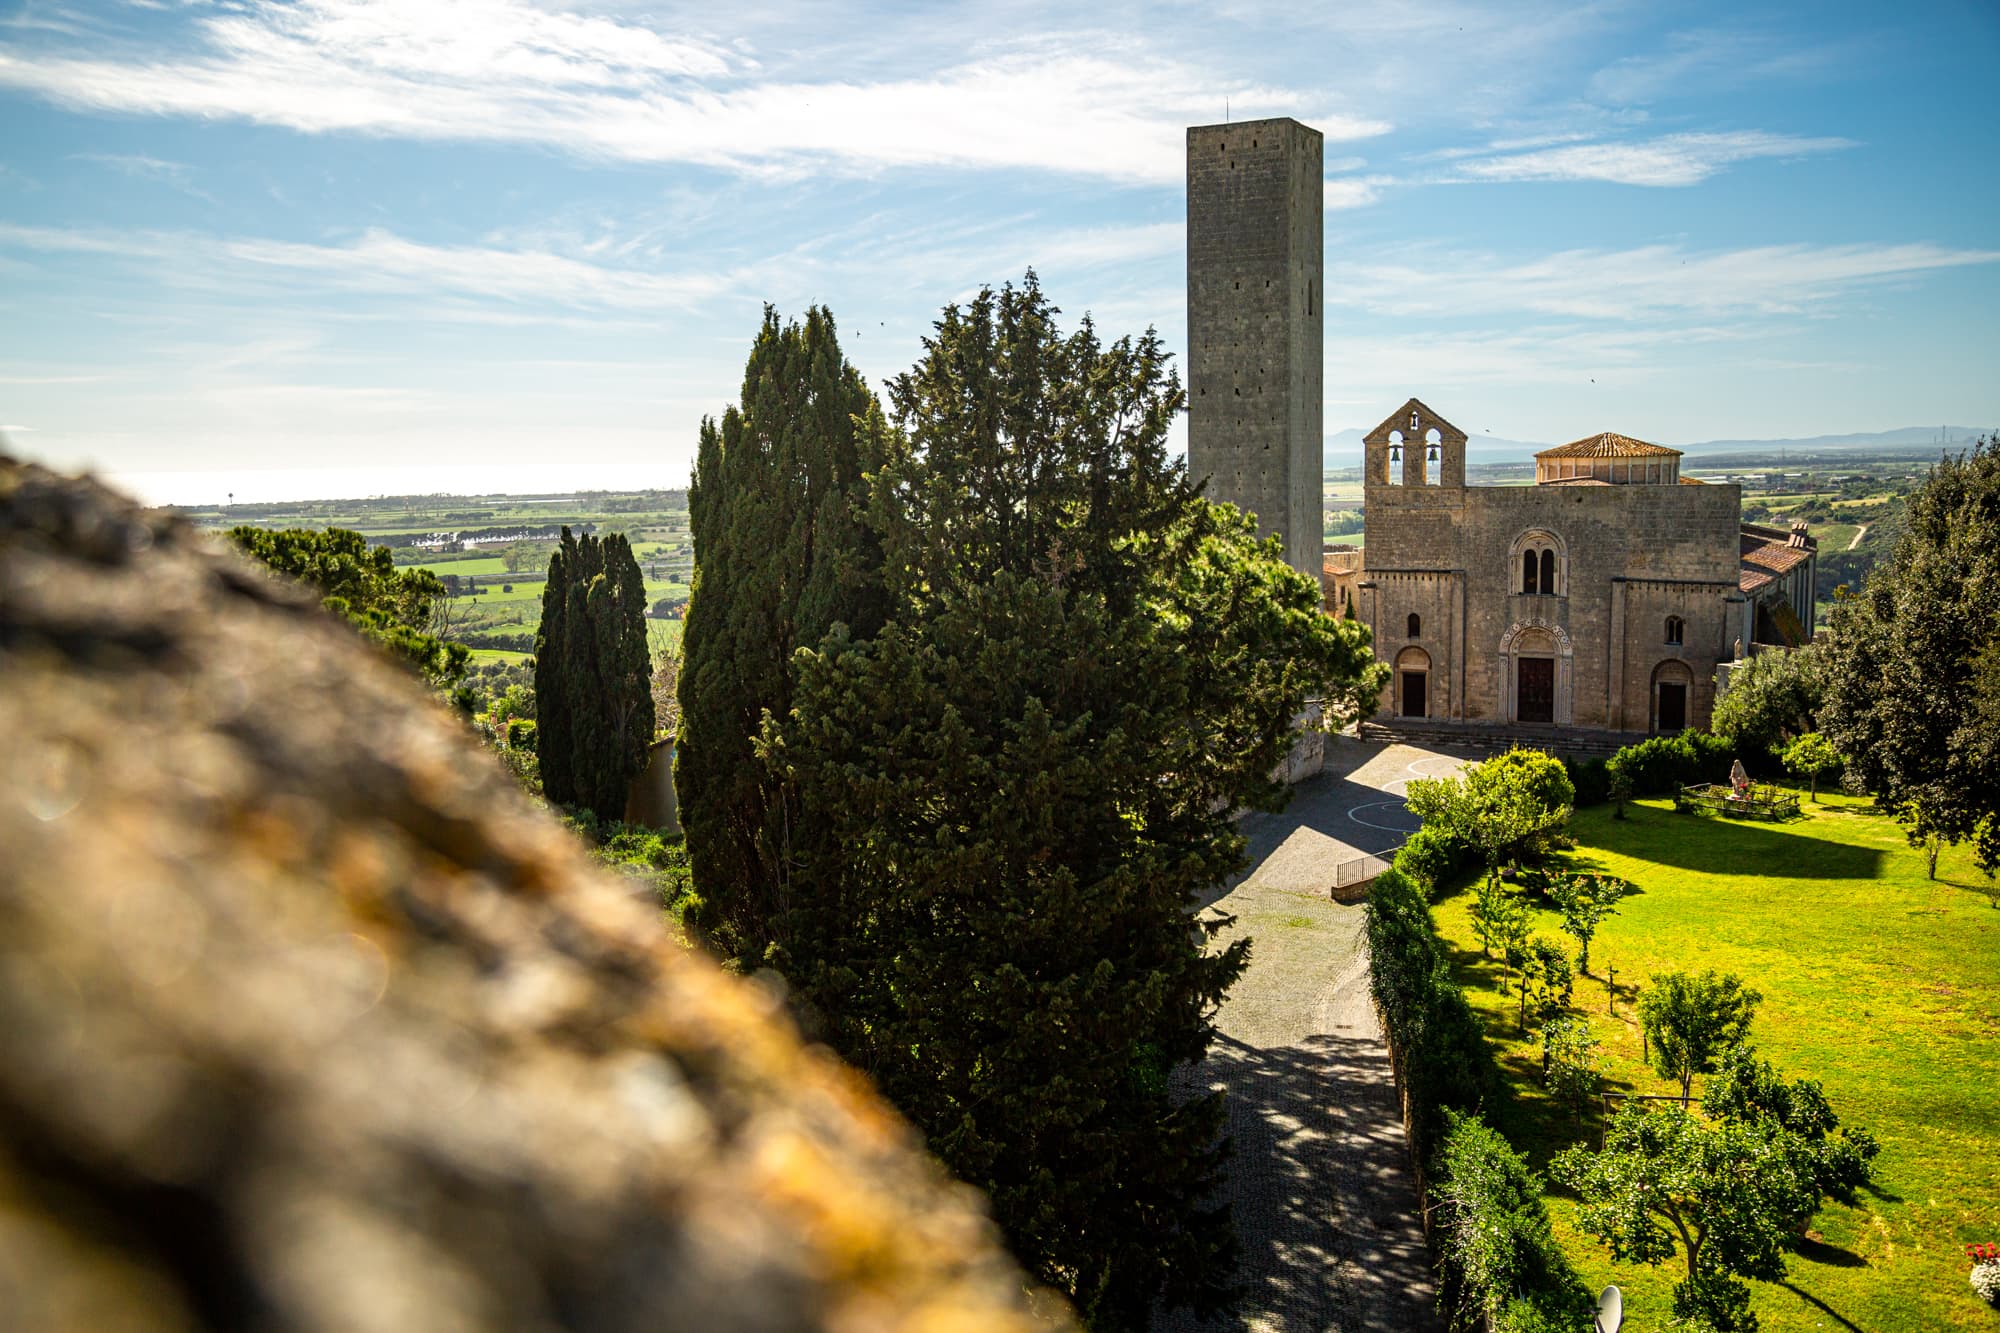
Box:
[1366,858,1494,1162]
[1432,1111,1594,1333]
[1370,821,1594,1329]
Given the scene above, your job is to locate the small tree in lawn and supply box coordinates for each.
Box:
[1517,936,1573,1035]
[1470,875,1529,975]
[1639,970,1761,1104]
[1703,1046,1879,1217]
[1554,1101,1817,1333]
[1552,872,1630,975]
[1780,731,1841,801]
[1541,1016,1600,1122]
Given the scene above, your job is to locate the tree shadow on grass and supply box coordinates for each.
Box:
[1590,804,1886,880]
[1793,1236,1867,1268]
[1163,1032,1444,1332]
[1778,1281,1866,1332]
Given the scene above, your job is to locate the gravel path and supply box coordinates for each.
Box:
[1165,739,1473,1332]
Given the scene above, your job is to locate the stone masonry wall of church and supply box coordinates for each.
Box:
[1364,480,1742,731]
[1186,118,1323,580]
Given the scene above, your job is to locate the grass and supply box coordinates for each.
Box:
[1430,794,2000,1332]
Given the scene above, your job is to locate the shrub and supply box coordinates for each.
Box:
[1431,1111,1595,1331]
[1972,1259,2000,1305]
[1564,755,1610,807]
[506,717,537,750]
[1606,734,1693,796]
[1541,1017,1600,1120]
[1395,825,1465,899]
[1606,731,1732,796]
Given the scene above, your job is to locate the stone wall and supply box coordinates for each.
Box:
[0,459,1067,1333]
[1186,117,1322,581]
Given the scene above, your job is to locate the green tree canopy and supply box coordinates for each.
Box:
[228,526,467,686]
[1779,731,1841,800]
[676,305,892,959]
[1638,969,1761,1103]
[1821,436,2000,873]
[1554,1100,1817,1332]
[1710,641,1825,763]
[754,274,1385,1328]
[1407,746,1575,871]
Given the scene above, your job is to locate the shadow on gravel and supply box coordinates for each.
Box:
[1165,1033,1443,1332]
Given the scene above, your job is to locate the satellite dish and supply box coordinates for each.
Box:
[1595,1285,1623,1333]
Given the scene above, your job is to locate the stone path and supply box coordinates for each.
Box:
[1165,738,1475,1332]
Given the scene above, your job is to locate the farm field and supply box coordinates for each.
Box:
[1430,795,2000,1332]
[189,489,694,657]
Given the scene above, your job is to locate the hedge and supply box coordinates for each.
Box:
[1432,1110,1595,1332]
[1367,858,1495,1163]
[1604,729,1734,797]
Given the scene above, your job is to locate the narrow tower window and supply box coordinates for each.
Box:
[1665,616,1685,646]
[1540,549,1558,595]
[1522,550,1539,594]
[1407,613,1421,638]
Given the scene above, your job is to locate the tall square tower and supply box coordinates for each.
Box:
[1186,117,1323,581]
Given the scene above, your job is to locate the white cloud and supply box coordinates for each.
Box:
[0,1,1387,184]
[1330,241,2000,321]
[1449,131,1855,187]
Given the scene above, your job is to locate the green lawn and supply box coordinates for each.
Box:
[1430,795,2000,1332]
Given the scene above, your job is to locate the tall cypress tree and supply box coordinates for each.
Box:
[535,528,655,821]
[768,275,1386,1328]
[533,528,578,804]
[676,305,891,961]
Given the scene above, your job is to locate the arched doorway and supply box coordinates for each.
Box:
[1395,646,1431,719]
[1652,659,1693,734]
[1499,621,1574,726]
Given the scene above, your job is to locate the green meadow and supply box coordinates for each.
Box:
[1430,794,2000,1332]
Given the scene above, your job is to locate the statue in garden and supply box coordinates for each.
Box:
[1729,758,1751,800]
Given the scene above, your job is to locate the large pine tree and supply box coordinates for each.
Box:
[676,306,892,957]
[762,275,1385,1328]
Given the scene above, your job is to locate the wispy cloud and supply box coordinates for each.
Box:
[0,0,1385,184]
[0,214,1188,322]
[1588,26,1861,107]
[1331,241,2000,321]
[1447,130,1855,187]
[72,152,215,201]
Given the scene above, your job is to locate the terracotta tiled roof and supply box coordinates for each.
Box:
[1741,534,1813,575]
[1535,432,1683,460]
[1542,476,1613,486]
[1740,568,1775,593]
[1678,476,1706,485]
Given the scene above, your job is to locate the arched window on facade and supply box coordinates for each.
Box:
[1514,530,1566,597]
[1665,615,1685,646]
[1407,612,1421,638]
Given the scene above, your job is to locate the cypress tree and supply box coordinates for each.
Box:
[536,528,655,821]
[676,305,891,961]
[533,529,577,804]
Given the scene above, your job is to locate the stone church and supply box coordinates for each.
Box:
[1184,116,1816,744]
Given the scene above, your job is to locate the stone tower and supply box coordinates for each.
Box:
[1186,117,1324,580]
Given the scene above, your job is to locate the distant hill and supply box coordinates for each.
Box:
[1323,425,1988,468]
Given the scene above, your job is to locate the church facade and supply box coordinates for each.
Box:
[1330,399,1755,737]
[1185,117,1816,745]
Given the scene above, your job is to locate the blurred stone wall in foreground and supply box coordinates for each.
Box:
[0,459,1070,1333]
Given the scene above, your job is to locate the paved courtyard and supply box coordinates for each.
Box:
[1166,736,1476,1332]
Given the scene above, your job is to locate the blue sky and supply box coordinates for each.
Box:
[2,0,1996,501]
